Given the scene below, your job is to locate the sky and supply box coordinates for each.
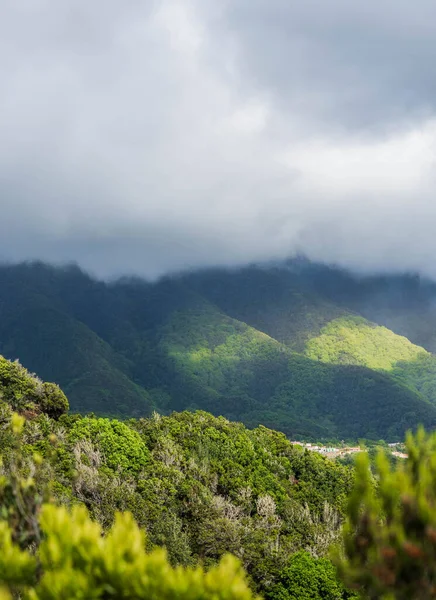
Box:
[1,0,436,279]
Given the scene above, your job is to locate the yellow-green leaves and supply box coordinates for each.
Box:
[305,316,426,371]
[10,413,25,435]
[0,522,36,588]
[0,504,258,600]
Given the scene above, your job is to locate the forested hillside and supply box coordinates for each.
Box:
[0,355,355,597]
[2,261,436,440]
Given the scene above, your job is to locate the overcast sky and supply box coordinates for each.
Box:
[1,0,436,279]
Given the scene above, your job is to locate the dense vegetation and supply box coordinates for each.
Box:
[305,316,427,370]
[0,501,256,600]
[304,316,436,410]
[3,261,436,439]
[3,357,436,598]
[337,427,436,599]
[0,356,354,597]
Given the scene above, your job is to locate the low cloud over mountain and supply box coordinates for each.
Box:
[1,0,436,278]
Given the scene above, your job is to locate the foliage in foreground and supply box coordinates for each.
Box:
[0,356,353,596]
[0,409,353,600]
[0,503,256,600]
[0,412,256,599]
[5,345,436,598]
[338,427,436,599]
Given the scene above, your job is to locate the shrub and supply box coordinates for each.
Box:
[337,427,436,599]
[267,551,354,600]
[0,504,257,600]
[0,358,38,412]
[38,383,69,419]
[0,357,69,419]
[69,417,149,474]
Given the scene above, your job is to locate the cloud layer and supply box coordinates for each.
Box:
[1,0,436,278]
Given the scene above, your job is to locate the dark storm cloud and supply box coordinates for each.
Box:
[1,0,436,279]
[221,0,436,131]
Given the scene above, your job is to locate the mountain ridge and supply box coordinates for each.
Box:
[2,260,436,440]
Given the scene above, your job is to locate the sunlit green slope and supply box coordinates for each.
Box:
[303,315,436,407]
[2,261,436,439]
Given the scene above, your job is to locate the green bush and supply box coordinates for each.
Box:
[38,383,69,420]
[0,504,257,600]
[267,551,355,600]
[0,357,68,419]
[0,358,40,412]
[337,427,436,599]
[68,416,149,474]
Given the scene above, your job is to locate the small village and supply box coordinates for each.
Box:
[291,440,408,459]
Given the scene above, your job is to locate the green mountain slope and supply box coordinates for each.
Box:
[301,312,436,409]
[291,262,436,352]
[1,261,436,440]
[305,316,427,370]
[182,266,349,351]
[154,305,436,439]
[0,265,153,416]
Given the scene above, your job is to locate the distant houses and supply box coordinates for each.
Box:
[291,441,408,459]
[291,441,361,457]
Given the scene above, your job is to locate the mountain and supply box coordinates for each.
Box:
[1,260,436,440]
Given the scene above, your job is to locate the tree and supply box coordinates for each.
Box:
[267,551,353,600]
[337,427,436,599]
[0,504,257,600]
[38,383,69,420]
